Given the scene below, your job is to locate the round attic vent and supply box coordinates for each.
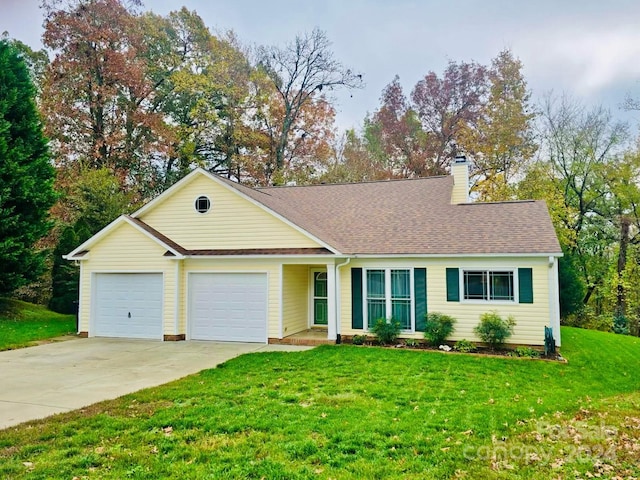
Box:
[194,195,211,214]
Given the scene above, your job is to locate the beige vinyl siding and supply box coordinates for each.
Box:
[182,259,281,339]
[282,265,310,337]
[340,257,552,346]
[78,222,178,336]
[140,175,321,250]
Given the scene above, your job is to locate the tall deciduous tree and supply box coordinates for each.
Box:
[411,60,488,174]
[41,0,171,194]
[365,76,427,177]
[538,94,628,305]
[0,40,57,295]
[460,50,537,200]
[257,28,363,183]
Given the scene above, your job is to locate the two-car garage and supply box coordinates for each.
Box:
[92,272,267,342]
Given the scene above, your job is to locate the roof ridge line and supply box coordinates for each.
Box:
[256,175,450,190]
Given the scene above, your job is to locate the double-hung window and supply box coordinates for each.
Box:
[463,270,514,302]
[365,268,413,330]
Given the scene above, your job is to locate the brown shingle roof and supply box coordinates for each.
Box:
[217,175,561,255]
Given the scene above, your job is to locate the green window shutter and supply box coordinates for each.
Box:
[446,268,460,302]
[414,268,427,331]
[518,268,534,304]
[351,268,363,329]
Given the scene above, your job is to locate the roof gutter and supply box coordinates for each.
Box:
[334,257,352,340]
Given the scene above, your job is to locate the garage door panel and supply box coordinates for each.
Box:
[94,273,163,339]
[189,273,267,343]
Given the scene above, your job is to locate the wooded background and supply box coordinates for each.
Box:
[2,0,639,336]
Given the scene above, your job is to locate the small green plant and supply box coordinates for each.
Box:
[513,346,540,358]
[454,339,477,353]
[371,318,401,345]
[613,312,630,335]
[404,338,420,347]
[351,334,367,345]
[474,311,516,350]
[423,312,456,346]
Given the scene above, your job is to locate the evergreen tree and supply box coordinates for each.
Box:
[0,40,56,295]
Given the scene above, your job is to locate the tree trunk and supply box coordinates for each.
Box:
[617,216,630,316]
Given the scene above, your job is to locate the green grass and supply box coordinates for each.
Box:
[0,327,639,479]
[0,298,76,351]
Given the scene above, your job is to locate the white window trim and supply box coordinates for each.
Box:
[309,268,328,328]
[459,267,518,304]
[363,267,415,333]
[194,195,212,214]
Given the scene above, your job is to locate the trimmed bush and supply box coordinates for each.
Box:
[351,334,367,345]
[454,339,477,353]
[513,346,540,358]
[371,318,401,345]
[423,312,456,346]
[474,312,516,350]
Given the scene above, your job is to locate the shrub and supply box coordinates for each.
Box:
[351,334,367,345]
[513,346,540,358]
[423,312,456,346]
[454,339,477,353]
[613,312,630,335]
[404,338,420,347]
[371,318,401,345]
[474,312,516,350]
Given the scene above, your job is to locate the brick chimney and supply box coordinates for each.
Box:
[451,155,469,204]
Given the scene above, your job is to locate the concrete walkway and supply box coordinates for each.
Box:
[0,337,311,430]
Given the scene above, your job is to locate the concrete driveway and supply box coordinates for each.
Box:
[0,338,310,430]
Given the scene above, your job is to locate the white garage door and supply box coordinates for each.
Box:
[189,273,267,343]
[93,273,163,339]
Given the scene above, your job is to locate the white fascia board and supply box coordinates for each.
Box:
[184,254,340,260]
[63,215,185,260]
[64,215,129,259]
[350,252,564,258]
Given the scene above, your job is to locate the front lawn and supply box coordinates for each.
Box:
[0,298,76,351]
[0,327,639,479]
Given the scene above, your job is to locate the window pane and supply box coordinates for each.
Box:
[314,272,327,298]
[367,270,385,298]
[392,300,411,329]
[464,271,486,300]
[391,270,410,299]
[490,271,514,300]
[367,299,386,328]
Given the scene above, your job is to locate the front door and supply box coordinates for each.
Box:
[313,271,328,326]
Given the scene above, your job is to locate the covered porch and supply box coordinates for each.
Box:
[272,262,339,345]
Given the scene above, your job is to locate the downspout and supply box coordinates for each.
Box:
[335,257,352,344]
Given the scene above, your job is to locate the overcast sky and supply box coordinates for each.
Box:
[3,0,640,130]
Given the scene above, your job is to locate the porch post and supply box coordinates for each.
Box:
[326,262,337,341]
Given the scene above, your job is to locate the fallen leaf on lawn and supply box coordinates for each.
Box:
[441,447,450,452]
[22,462,33,468]
[162,426,173,436]
[462,429,473,436]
